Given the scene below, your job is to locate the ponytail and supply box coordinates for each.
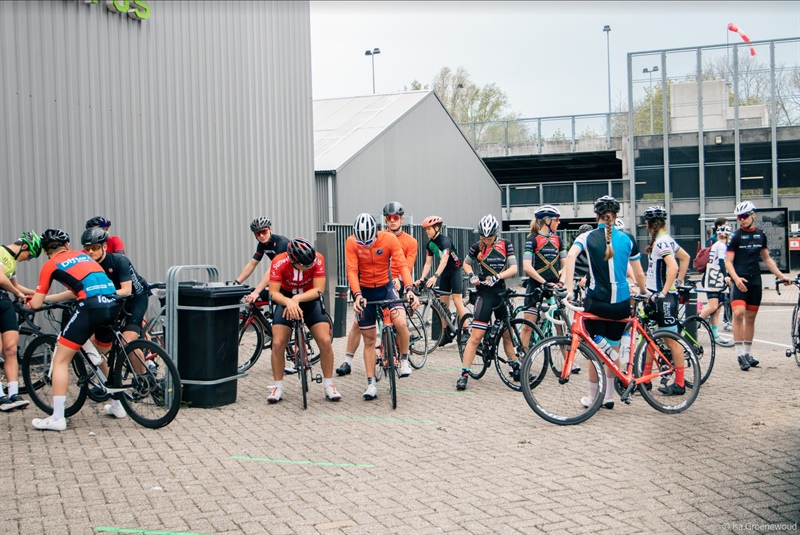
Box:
[602,213,615,260]
[529,218,543,235]
[645,219,666,254]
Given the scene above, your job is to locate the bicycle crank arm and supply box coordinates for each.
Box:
[620,380,637,404]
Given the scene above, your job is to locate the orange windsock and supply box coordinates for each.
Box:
[728,23,756,56]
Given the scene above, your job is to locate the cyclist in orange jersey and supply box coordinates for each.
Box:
[346,213,419,400]
[337,202,418,378]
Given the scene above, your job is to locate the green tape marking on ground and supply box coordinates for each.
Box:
[94,528,209,535]
[320,414,436,424]
[424,366,464,371]
[231,456,374,468]
[377,387,474,395]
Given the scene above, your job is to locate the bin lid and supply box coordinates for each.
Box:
[178,282,250,299]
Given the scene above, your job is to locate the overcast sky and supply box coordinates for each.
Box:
[309,1,800,119]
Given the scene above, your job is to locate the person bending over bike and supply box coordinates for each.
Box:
[27,229,118,431]
[457,215,518,391]
[0,231,42,411]
[267,238,341,403]
[700,225,732,341]
[519,205,566,348]
[78,227,151,418]
[562,196,647,410]
[416,215,467,345]
[641,206,691,395]
[85,216,125,255]
[725,202,790,371]
[337,202,417,378]
[347,214,419,400]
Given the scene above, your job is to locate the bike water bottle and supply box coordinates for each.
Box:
[592,335,613,356]
[82,340,102,366]
[619,331,631,366]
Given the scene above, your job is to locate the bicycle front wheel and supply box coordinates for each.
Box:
[634,330,700,414]
[21,334,88,417]
[792,306,800,366]
[418,302,445,352]
[407,309,432,368]
[680,315,715,385]
[114,340,181,428]
[494,318,542,392]
[457,314,488,379]
[521,336,605,425]
[384,329,398,409]
[297,324,309,410]
[237,313,264,373]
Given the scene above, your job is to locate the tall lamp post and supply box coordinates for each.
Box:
[603,25,611,148]
[365,47,380,94]
[643,65,659,134]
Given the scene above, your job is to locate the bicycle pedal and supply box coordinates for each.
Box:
[312,374,323,384]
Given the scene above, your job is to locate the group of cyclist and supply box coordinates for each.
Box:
[3,197,792,427]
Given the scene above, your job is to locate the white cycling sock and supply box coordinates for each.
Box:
[323,378,333,388]
[604,376,615,401]
[53,396,66,420]
[743,341,753,355]
[110,399,123,410]
[7,381,19,397]
[274,381,284,390]
[588,381,598,400]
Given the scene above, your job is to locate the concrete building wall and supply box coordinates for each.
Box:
[333,94,501,228]
[0,0,314,284]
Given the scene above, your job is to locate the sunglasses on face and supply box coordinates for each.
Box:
[737,213,752,221]
[84,244,102,252]
[255,229,269,237]
[386,214,402,222]
[544,217,560,222]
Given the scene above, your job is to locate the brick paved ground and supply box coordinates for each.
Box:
[2,299,799,535]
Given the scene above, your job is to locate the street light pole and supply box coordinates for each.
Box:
[643,65,659,134]
[603,25,611,148]
[365,47,380,94]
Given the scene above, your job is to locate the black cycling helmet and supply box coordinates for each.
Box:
[81,227,109,247]
[643,205,668,222]
[19,230,42,259]
[382,201,405,217]
[593,195,620,215]
[41,228,70,251]
[85,216,111,229]
[250,217,272,232]
[578,224,593,233]
[287,237,316,268]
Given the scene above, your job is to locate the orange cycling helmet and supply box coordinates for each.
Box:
[422,215,443,228]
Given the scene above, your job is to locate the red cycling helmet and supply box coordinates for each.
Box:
[422,215,443,228]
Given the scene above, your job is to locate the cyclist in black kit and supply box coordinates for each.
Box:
[725,202,790,371]
[457,215,518,391]
[417,215,468,343]
[236,217,290,304]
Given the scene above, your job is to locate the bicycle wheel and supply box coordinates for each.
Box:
[297,324,309,410]
[494,318,542,392]
[305,314,331,367]
[237,312,264,373]
[680,315,715,385]
[114,340,181,428]
[417,301,445,351]
[520,336,605,425]
[385,329,397,410]
[634,330,700,414]
[143,307,166,348]
[457,314,488,379]
[21,334,88,417]
[791,306,800,366]
[407,309,433,367]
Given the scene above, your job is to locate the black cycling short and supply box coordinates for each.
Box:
[60,296,118,350]
[583,297,630,342]
[0,295,17,333]
[523,280,555,312]
[437,267,464,296]
[121,293,149,335]
[356,283,402,329]
[472,287,507,328]
[652,292,679,331]
[273,295,329,329]
[731,277,762,311]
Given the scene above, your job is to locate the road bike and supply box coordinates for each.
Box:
[777,274,800,366]
[379,301,429,369]
[286,317,323,409]
[457,287,541,392]
[521,295,700,425]
[22,298,182,428]
[363,297,413,409]
[0,301,46,395]
[414,279,464,352]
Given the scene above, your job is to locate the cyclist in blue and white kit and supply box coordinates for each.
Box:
[641,206,691,396]
[562,196,647,409]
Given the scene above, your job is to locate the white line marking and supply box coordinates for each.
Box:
[753,338,792,348]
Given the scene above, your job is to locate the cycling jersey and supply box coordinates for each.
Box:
[523,233,564,283]
[0,246,18,280]
[465,238,516,291]
[269,251,325,295]
[253,234,289,262]
[704,240,728,290]
[106,235,125,255]
[346,231,411,295]
[728,227,767,279]
[425,234,462,274]
[35,250,116,299]
[646,232,680,293]
[573,226,640,304]
[391,231,418,280]
[96,253,149,296]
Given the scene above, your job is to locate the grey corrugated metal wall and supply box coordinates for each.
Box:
[333,94,502,229]
[0,1,314,286]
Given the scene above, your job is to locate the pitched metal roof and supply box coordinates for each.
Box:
[313,91,430,173]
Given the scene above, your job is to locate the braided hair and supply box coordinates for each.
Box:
[601,212,615,260]
[645,218,666,255]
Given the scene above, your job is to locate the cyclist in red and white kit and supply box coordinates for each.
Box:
[266,238,340,403]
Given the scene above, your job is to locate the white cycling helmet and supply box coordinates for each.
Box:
[534,205,561,219]
[353,213,377,245]
[716,225,733,236]
[614,219,626,231]
[734,201,756,216]
[478,214,499,237]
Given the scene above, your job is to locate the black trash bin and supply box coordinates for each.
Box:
[177,282,248,408]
